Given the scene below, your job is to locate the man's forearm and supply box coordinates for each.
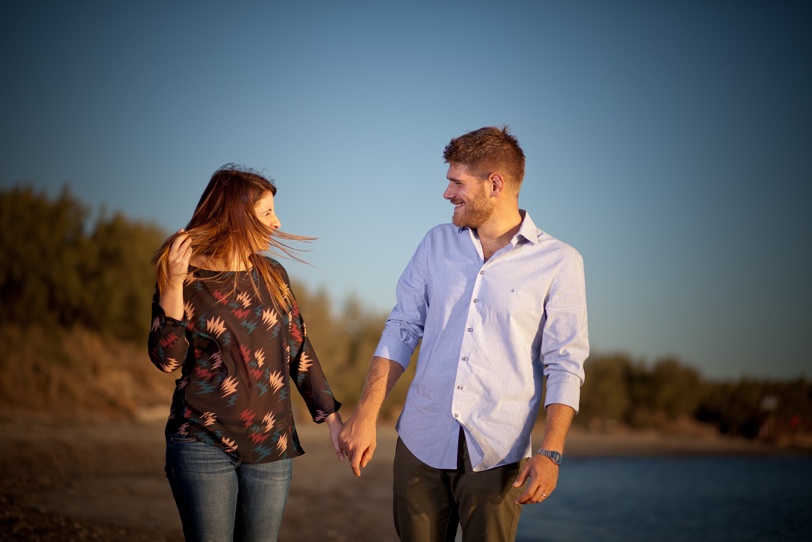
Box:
[353,356,405,420]
[539,403,576,452]
[515,403,575,504]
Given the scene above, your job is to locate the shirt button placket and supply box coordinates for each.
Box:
[457,355,469,391]
[457,269,484,428]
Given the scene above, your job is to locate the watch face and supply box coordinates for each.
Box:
[541,449,561,465]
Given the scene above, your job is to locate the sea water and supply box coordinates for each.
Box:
[516,456,812,542]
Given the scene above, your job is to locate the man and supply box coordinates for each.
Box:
[339,126,588,542]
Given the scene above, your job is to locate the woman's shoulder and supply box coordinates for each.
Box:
[258,254,284,268]
[258,254,290,279]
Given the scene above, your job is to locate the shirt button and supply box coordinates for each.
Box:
[454,413,459,418]
[480,271,485,275]
[461,357,468,361]
[457,385,463,390]
[467,328,473,332]
[473,299,479,303]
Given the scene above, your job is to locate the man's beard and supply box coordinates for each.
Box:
[452,191,495,229]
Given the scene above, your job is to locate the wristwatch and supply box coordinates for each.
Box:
[536,448,562,466]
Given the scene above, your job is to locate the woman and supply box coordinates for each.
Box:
[148,165,343,542]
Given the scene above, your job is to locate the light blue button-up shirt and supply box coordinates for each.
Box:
[374,211,588,472]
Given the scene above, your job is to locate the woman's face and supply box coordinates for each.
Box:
[254,191,281,230]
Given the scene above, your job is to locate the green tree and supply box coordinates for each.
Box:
[1,186,89,326]
[577,354,633,429]
[649,357,702,419]
[0,184,165,342]
[82,211,166,341]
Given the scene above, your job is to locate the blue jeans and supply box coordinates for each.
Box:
[165,434,293,542]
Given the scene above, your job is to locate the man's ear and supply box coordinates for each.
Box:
[489,173,505,195]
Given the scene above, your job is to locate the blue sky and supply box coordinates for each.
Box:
[2,1,810,380]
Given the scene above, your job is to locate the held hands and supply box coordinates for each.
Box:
[325,412,345,461]
[337,410,377,477]
[512,454,559,504]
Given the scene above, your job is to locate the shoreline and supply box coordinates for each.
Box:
[549,424,809,458]
[1,412,807,541]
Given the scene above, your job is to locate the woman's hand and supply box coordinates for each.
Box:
[325,412,345,461]
[159,230,192,320]
[168,230,193,284]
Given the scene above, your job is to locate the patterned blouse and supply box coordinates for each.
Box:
[147,257,341,463]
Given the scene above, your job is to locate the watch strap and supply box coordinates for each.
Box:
[536,448,562,466]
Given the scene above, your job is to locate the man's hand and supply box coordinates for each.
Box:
[512,454,559,504]
[513,403,574,504]
[337,357,404,477]
[338,410,377,477]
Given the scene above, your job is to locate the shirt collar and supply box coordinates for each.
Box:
[457,209,542,246]
[515,210,542,245]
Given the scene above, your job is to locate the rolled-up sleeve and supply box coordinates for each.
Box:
[541,248,589,412]
[374,240,429,370]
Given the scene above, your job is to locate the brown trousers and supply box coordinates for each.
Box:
[392,430,524,542]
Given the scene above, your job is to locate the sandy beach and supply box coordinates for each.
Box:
[0,409,786,542]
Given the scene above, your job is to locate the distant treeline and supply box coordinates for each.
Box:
[579,354,810,439]
[0,184,411,418]
[0,185,165,342]
[1,185,809,438]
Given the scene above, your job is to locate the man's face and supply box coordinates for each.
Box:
[443,163,494,228]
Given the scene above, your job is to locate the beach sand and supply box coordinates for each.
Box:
[0,410,782,542]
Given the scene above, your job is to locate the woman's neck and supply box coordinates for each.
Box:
[192,253,252,272]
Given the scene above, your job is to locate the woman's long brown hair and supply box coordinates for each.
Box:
[150,165,313,312]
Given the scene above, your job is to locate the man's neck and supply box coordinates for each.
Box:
[474,208,523,261]
[476,208,522,243]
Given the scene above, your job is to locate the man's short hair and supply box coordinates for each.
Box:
[443,126,526,192]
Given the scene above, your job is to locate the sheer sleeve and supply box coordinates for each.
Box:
[147,286,189,373]
[273,263,341,423]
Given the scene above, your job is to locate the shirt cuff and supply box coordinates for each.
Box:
[373,331,415,370]
[153,301,188,327]
[543,375,582,413]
